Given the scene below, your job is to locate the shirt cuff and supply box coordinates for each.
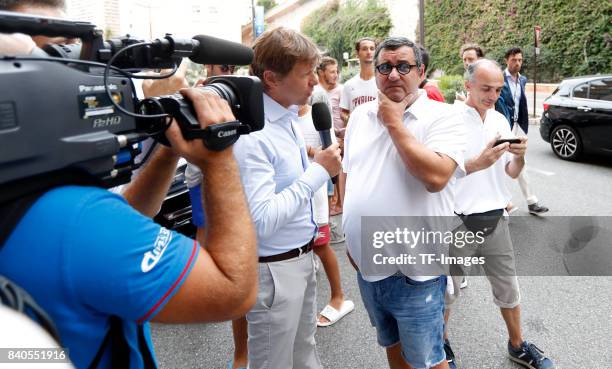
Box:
[300,162,330,193]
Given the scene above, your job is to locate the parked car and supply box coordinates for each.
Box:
[154,159,196,238]
[540,75,612,160]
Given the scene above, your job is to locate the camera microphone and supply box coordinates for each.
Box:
[189,35,253,65]
[311,101,337,183]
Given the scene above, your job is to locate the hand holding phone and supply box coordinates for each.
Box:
[494,138,521,147]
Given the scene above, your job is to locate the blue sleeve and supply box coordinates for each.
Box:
[188,184,206,228]
[64,188,200,322]
[495,87,512,125]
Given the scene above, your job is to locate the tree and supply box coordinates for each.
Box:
[302,0,392,73]
[257,0,277,13]
[424,0,612,82]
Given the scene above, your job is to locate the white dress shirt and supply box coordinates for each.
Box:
[233,94,330,257]
[342,93,466,282]
[454,104,515,215]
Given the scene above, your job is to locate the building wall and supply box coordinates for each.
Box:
[67,0,245,42]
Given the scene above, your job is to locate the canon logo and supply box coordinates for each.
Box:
[217,129,237,138]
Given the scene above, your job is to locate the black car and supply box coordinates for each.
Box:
[153,159,197,238]
[540,75,612,160]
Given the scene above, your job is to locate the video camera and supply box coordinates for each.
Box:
[0,10,264,199]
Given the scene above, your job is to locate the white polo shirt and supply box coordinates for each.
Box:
[342,93,466,282]
[454,104,515,215]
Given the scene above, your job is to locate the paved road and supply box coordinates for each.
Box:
[152,127,612,369]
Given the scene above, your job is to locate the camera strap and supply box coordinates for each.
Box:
[87,317,156,369]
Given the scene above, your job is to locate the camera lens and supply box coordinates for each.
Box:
[199,83,237,107]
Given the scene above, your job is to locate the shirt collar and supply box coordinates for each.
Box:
[263,93,298,123]
[461,103,495,125]
[504,68,521,81]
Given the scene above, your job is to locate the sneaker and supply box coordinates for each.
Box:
[459,277,468,289]
[508,341,555,369]
[444,339,457,369]
[528,203,549,215]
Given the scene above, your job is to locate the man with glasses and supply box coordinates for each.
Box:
[342,37,465,369]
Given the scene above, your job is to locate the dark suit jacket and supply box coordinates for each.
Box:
[495,73,529,133]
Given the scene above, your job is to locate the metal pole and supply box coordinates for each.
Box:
[252,0,256,42]
[419,0,425,46]
[533,32,537,118]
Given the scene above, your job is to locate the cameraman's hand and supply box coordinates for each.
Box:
[142,61,189,97]
[314,143,342,177]
[165,88,236,166]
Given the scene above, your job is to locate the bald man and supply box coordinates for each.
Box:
[444,59,555,369]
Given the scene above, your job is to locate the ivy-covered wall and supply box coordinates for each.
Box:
[424,0,612,82]
[302,0,392,70]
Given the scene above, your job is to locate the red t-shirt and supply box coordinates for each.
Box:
[423,82,445,103]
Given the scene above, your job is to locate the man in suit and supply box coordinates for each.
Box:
[495,47,549,215]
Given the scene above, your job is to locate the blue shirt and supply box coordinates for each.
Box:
[0,186,199,369]
[233,94,330,257]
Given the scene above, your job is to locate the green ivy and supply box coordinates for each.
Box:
[301,0,392,73]
[437,75,465,103]
[424,0,612,82]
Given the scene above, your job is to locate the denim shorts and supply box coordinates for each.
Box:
[357,273,446,369]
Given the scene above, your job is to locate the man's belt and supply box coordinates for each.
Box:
[259,239,314,263]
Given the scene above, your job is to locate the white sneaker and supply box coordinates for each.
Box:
[459,277,468,289]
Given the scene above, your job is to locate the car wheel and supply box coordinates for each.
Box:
[551,125,582,160]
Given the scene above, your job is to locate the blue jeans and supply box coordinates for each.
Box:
[357,273,446,369]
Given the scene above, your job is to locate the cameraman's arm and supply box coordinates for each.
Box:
[122,146,179,217]
[153,90,257,322]
[122,63,189,216]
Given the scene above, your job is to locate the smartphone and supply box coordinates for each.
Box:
[494,138,521,147]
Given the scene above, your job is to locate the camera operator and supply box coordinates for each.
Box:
[0,34,257,369]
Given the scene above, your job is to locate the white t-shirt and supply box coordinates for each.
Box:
[342,93,466,282]
[454,104,515,215]
[296,108,337,225]
[339,75,378,113]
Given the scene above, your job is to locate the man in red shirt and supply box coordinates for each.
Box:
[418,45,445,102]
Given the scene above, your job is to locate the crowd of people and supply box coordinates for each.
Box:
[0,1,557,369]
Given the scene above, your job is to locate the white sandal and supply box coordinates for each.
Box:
[317,300,355,327]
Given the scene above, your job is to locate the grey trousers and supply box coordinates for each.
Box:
[247,251,323,369]
[446,217,521,309]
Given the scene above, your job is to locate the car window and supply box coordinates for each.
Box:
[572,83,589,99]
[589,79,612,102]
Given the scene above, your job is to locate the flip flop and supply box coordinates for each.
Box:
[317,300,354,327]
[228,360,247,369]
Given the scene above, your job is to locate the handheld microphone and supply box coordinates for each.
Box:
[311,101,337,183]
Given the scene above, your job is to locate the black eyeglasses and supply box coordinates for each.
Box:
[375,63,417,75]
